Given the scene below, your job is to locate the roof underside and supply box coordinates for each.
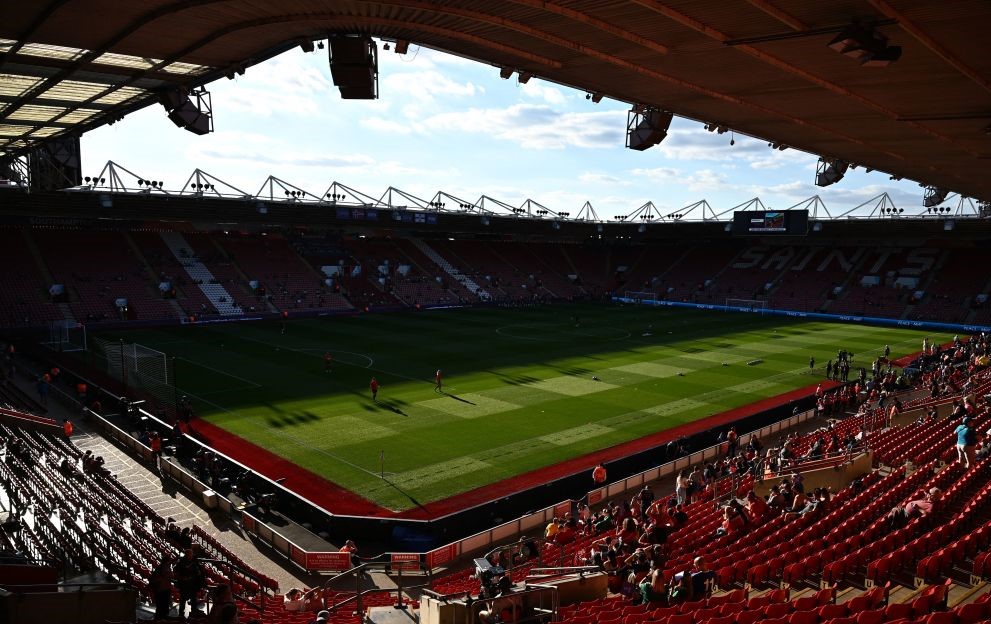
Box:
[1,0,989,200]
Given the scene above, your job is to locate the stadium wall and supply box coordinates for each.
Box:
[613,296,991,334]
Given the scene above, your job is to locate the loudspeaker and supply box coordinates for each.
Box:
[627,110,673,151]
[167,100,211,135]
[329,36,378,100]
[815,161,848,187]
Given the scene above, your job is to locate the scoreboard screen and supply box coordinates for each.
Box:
[732,210,808,235]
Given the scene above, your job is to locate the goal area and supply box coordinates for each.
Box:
[725,298,769,313]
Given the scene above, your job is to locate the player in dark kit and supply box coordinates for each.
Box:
[435,369,443,392]
[324,352,333,373]
[370,377,379,401]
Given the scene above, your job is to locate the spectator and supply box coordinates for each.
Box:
[149,555,174,619]
[340,539,360,568]
[592,463,607,485]
[309,610,330,624]
[955,417,977,468]
[905,487,941,518]
[174,548,205,617]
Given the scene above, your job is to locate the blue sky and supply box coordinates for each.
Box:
[83,42,944,219]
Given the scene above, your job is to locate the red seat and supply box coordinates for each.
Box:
[719,603,744,617]
[764,603,792,618]
[818,604,847,619]
[623,614,649,624]
[957,602,988,624]
[701,617,735,624]
[815,585,837,606]
[735,610,761,624]
[789,611,818,624]
[667,615,693,624]
[793,597,819,611]
[923,613,958,624]
[884,603,914,621]
[855,609,885,624]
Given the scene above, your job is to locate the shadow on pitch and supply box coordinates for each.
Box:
[437,390,476,406]
[374,399,408,417]
[379,477,428,514]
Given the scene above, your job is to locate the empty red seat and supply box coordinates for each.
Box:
[923,613,958,624]
[793,597,819,611]
[789,611,818,624]
[855,609,885,624]
[735,610,761,624]
[818,604,847,619]
[764,603,792,618]
[956,602,988,624]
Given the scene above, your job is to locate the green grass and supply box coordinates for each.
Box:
[99,304,950,511]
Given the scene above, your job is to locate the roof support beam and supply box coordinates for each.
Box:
[0,0,73,73]
[0,52,183,84]
[866,0,991,95]
[506,0,669,55]
[741,0,809,31]
[0,95,113,110]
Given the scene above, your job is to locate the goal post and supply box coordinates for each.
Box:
[41,320,87,352]
[90,337,174,413]
[725,298,769,313]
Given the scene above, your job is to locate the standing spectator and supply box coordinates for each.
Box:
[63,419,73,438]
[174,548,205,617]
[592,463,607,485]
[726,427,738,457]
[340,539,360,568]
[149,555,174,619]
[675,470,689,505]
[955,417,977,469]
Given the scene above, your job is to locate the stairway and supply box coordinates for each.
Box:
[409,239,490,300]
[158,232,243,316]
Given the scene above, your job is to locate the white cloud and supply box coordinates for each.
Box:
[579,172,630,185]
[362,103,625,149]
[631,166,736,193]
[519,81,567,105]
[381,70,480,104]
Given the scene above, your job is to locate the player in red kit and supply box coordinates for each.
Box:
[370,377,379,401]
[435,369,443,392]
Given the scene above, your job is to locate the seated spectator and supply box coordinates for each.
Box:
[638,567,667,605]
[905,487,941,518]
[886,505,909,531]
[745,490,769,523]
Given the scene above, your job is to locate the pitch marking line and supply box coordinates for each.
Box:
[296,347,374,369]
[176,356,262,388]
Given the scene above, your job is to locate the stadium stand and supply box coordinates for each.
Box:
[0,229,65,328]
[32,230,178,323]
[213,233,352,313]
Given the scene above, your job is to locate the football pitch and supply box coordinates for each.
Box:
[101,304,950,511]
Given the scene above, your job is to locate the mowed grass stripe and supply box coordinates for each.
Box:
[101,304,950,511]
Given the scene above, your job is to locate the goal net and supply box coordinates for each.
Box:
[91,337,173,411]
[624,290,658,303]
[41,320,87,352]
[725,298,769,313]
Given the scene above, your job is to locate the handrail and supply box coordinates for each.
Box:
[199,557,269,611]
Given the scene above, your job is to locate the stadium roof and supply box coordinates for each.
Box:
[1,1,989,200]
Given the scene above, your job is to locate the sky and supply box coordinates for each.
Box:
[82,41,949,220]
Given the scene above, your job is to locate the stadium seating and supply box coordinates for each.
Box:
[0,229,65,327]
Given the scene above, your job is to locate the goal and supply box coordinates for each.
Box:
[91,337,173,410]
[41,320,87,352]
[725,298,769,313]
